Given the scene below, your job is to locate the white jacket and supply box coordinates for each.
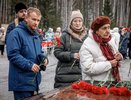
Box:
[79,30,118,81]
[111,27,120,50]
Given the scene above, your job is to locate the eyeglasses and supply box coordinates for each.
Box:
[19,9,27,13]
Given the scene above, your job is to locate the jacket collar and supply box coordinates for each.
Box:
[19,21,39,36]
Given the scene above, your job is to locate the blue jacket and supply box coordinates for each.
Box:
[119,32,129,55]
[5,18,21,43]
[6,21,45,91]
[5,21,15,43]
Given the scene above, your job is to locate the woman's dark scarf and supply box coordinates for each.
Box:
[93,33,120,81]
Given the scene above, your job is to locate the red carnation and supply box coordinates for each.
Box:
[78,81,88,90]
[55,37,62,46]
[109,86,130,96]
[92,86,104,95]
[72,82,79,89]
[85,84,92,92]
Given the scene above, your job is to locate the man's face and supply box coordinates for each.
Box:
[25,12,41,30]
[96,24,111,39]
[17,9,27,20]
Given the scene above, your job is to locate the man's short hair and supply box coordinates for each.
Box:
[27,7,41,16]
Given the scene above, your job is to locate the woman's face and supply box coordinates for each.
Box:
[71,17,83,29]
[96,24,111,39]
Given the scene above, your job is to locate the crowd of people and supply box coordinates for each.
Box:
[0,2,131,100]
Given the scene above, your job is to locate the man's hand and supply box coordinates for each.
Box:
[32,64,40,73]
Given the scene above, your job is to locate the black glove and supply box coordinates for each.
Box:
[37,54,46,71]
[40,64,46,71]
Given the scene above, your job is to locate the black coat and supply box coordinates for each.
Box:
[54,30,88,88]
[128,32,131,58]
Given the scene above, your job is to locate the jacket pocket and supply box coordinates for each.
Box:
[56,62,81,75]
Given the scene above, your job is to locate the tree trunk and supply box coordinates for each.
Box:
[0,0,131,28]
[60,0,67,30]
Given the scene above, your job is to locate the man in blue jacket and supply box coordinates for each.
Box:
[6,7,48,100]
[5,2,27,43]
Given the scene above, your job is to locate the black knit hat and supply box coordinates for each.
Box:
[15,2,27,13]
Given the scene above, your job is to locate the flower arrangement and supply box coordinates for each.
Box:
[71,80,131,96]
[54,37,62,46]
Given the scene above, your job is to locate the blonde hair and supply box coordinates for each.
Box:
[27,7,41,16]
